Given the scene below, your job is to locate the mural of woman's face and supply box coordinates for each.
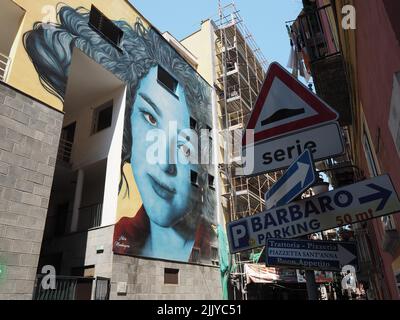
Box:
[130,66,192,228]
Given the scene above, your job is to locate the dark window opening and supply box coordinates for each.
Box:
[89,5,123,48]
[61,122,76,143]
[164,268,179,285]
[157,65,178,96]
[191,170,199,187]
[211,246,219,265]
[55,203,69,237]
[208,174,215,190]
[59,122,76,163]
[190,117,198,130]
[191,247,200,263]
[92,101,113,134]
[383,0,400,44]
[71,265,95,278]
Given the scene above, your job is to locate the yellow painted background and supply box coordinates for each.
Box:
[8,0,149,111]
[117,163,143,221]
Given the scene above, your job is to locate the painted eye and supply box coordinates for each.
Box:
[143,112,157,126]
[179,144,191,158]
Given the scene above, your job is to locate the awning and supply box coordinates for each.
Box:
[244,264,279,284]
[244,264,334,284]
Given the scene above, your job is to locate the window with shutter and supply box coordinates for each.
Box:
[89,5,123,48]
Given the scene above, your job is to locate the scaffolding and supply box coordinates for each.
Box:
[213,1,281,299]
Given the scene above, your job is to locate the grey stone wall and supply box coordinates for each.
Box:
[0,83,63,300]
[40,224,221,300]
[111,254,222,300]
[40,225,114,280]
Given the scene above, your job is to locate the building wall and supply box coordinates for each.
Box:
[40,226,114,279]
[2,0,222,299]
[111,254,221,300]
[0,82,63,299]
[61,80,127,229]
[6,0,147,112]
[353,0,400,299]
[181,21,216,86]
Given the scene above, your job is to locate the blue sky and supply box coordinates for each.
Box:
[129,0,304,68]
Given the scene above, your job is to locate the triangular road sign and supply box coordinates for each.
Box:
[243,62,339,147]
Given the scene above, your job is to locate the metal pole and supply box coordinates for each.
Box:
[304,177,329,300]
[305,270,319,300]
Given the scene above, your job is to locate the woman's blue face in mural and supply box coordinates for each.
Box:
[131,66,192,227]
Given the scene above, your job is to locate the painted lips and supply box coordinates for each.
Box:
[148,174,176,200]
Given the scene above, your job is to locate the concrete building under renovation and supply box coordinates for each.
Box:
[180,2,287,299]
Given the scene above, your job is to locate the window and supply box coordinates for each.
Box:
[211,246,219,266]
[383,215,397,231]
[363,128,398,233]
[389,72,400,156]
[92,101,113,134]
[383,1,400,45]
[208,174,215,190]
[164,268,179,285]
[59,122,76,163]
[71,265,95,277]
[157,65,178,96]
[191,170,199,187]
[190,117,198,130]
[89,5,123,48]
[55,203,69,236]
[191,247,200,263]
[362,130,379,177]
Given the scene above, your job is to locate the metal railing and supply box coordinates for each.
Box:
[57,138,73,164]
[291,4,340,62]
[0,53,11,82]
[33,275,110,300]
[77,202,103,232]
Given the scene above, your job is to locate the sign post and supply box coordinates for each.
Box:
[266,238,358,272]
[241,62,344,176]
[227,174,400,253]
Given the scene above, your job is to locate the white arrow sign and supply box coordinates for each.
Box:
[338,243,357,266]
[266,238,358,271]
[265,149,316,209]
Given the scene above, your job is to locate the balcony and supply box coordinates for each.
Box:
[0,0,25,83]
[291,4,352,126]
[77,203,103,232]
[322,160,363,188]
[382,216,400,256]
[57,138,73,165]
[33,275,110,300]
[0,53,11,82]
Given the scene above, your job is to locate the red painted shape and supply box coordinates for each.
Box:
[243,62,338,146]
